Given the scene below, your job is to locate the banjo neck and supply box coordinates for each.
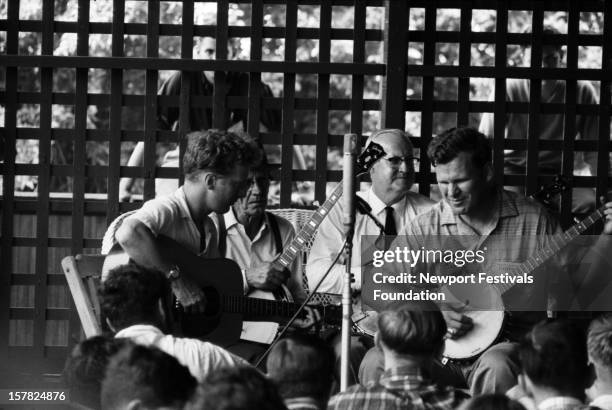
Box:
[496,205,605,295]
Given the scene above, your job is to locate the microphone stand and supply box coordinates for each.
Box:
[340,134,358,390]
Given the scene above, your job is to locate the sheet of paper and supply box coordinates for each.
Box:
[240,321,278,344]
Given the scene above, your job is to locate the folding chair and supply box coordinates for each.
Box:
[61,254,106,338]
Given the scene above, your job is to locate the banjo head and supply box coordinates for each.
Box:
[442,283,505,360]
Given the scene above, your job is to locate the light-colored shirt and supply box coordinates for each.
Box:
[115,324,247,382]
[126,187,219,257]
[538,396,587,410]
[402,190,562,339]
[591,394,612,410]
[306,188,434,294]
[212,210,305,301]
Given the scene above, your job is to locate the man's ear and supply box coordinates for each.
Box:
[203,172,216,190]
[484,161,494,184]
[157,298,168,327]
[519,373,535,398]
[374,331,382,349]
[126,399,143,410]
[105,317,117,333]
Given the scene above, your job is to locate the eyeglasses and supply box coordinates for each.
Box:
[382,156,420,168]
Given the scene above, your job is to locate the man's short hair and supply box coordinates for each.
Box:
[427,126,492,169]
[101,344,196,410]
[182,129,261,180]
[100,263,168,330]
[366,128,414,150]
[186,366,285,410]
[588,314,612,368]
[377,301,447,357]
[519,320,589,397]
[266,334,335,402]
[62,336,133,410]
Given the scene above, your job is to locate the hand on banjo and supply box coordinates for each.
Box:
[441,301,473,340]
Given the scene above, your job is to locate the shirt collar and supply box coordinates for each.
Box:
[175,187,194,220]
[223,208,269,239]
[379,366,430,391]
[115,324,164,338]
[538,396,583,410]
[367,187,406,217]
[284,397,323,410]
[591,394,612,408]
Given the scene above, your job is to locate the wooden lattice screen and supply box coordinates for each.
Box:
[0,0,610,384]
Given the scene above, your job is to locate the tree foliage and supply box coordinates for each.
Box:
[4,2,605,203]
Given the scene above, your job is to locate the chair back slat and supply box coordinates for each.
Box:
[61,254,106,338]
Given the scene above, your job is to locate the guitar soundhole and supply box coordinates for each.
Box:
[202,286,220,317]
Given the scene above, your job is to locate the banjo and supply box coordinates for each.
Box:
[354,178,580,360]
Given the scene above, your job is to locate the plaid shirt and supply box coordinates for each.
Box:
[327,366,468,410]
[400,190,562,340]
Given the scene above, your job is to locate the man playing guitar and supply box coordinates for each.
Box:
[360,126,612,395]
[114,129,260,310]
[211,150,319,362]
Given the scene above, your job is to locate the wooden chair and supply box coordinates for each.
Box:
[61,254,106,338]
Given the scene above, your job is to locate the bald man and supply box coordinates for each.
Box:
[306,128,434,294]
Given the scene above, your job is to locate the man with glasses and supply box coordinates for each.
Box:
[479,25,600,213]
[306,128,434,384]
[306,128,434,295]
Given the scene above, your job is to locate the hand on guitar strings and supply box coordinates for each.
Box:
[246,261,290,290]
[288,306,322,331]
[440,300,473,340]
[171,277,207,314]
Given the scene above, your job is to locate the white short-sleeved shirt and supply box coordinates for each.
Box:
[115,324,247,382]
[127,187,218,257]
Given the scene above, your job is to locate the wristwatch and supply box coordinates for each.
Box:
[167,265,180,281]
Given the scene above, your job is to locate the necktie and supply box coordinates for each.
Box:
[384,206,397,236]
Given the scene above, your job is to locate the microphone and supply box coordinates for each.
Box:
[343,134,358,237]
[356,196,386,232]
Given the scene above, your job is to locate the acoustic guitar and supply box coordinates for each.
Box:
[103,236,342,345]
[102,141,385,344]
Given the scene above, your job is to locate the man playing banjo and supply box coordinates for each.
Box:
[360,126,612,395]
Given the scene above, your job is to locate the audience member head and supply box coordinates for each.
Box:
[519,320,589,402]
[428,126,494,216]
[376,300,447,365]
[182,130,261,213]
[101,344,196,410]
[266,334,335,405]
[100,263,168,332]
[233,145,271,221]
[187,366,285,410]
[459,394,526,410]
[366,129,416,204]
[62,336,133,410]
[586,314,612,401]
[194,37,235,83]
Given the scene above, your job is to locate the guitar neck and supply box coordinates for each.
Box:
[498,205,606,294]
[276,182,344,269]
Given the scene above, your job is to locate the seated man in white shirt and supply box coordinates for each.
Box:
[306,128,434,294]
[100,263,248,382]
[306,128,434,384]
[211,152,319,362]
[586,314,612,410]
